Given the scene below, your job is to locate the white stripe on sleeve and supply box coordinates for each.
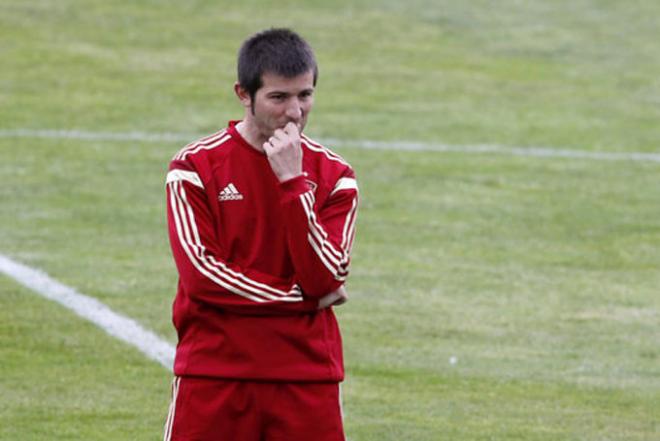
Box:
[298,191,352,281]
[341,197,358,251]
[330,177,358,196]
[166,169,204,189]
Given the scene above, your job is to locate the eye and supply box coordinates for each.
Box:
[270,94,286,101]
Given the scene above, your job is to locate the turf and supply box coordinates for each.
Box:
[1,1,659,440]
[0,280,170,441]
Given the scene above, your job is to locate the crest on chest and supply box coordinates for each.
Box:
[305,179,318,193]
[303,172,318,193]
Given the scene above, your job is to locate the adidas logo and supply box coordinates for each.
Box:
[218,183,244,201]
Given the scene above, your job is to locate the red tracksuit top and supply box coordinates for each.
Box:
[165,121,359,382]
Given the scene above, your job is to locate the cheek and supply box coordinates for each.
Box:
[256,102,283,118]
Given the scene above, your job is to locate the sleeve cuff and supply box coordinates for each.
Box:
[278,174,310,204]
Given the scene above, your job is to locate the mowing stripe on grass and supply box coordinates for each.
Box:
[2,128,660,163]
[0,253,175,370]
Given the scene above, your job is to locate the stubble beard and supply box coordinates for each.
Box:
[260,116,307,140]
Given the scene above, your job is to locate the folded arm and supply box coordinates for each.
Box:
[166,166,320,315]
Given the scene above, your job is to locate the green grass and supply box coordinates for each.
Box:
[0,280,170,440]
[2,0,660,150]
[1,0,659,440]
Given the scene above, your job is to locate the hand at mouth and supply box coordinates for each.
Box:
[281,120,303,132]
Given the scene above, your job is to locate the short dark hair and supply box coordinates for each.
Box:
[237,28,318,100]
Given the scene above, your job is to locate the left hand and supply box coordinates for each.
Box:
[263,122,303,182]
[317,285,349,309]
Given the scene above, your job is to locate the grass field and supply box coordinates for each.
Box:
[1,1,659,440]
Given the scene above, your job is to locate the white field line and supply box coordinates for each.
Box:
[2,128,660,163]
[0,253,175,370]
[0,129,195,143]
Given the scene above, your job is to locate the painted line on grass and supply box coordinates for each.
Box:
[0,128,195,143]
[2,128,660,163]
[0,253,175,370]
[324,138,660,163]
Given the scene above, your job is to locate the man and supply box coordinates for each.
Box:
[163,28,358,441]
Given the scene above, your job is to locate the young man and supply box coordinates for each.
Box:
[163,29,358,441]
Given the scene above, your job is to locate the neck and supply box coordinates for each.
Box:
[235,120,266,153]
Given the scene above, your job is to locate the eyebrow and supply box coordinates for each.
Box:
[266,88,314,96]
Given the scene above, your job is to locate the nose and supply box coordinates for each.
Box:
[285,98,303,121]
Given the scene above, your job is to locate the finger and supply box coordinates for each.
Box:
[332,285,347,299]
[318,291,342,309]
[283,122,299,137]
[266,134,287,149]
[333,296,348,306]
[263,140,275,154]
[272,128,287,140]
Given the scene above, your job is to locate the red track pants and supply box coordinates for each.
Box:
[163,377,345,441]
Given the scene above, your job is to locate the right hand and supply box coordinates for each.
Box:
[317,285,349,309]
[262,122,303,182]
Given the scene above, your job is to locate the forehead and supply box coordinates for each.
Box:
[259,70,315,92]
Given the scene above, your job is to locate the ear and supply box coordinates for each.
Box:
[234,82,252,109]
